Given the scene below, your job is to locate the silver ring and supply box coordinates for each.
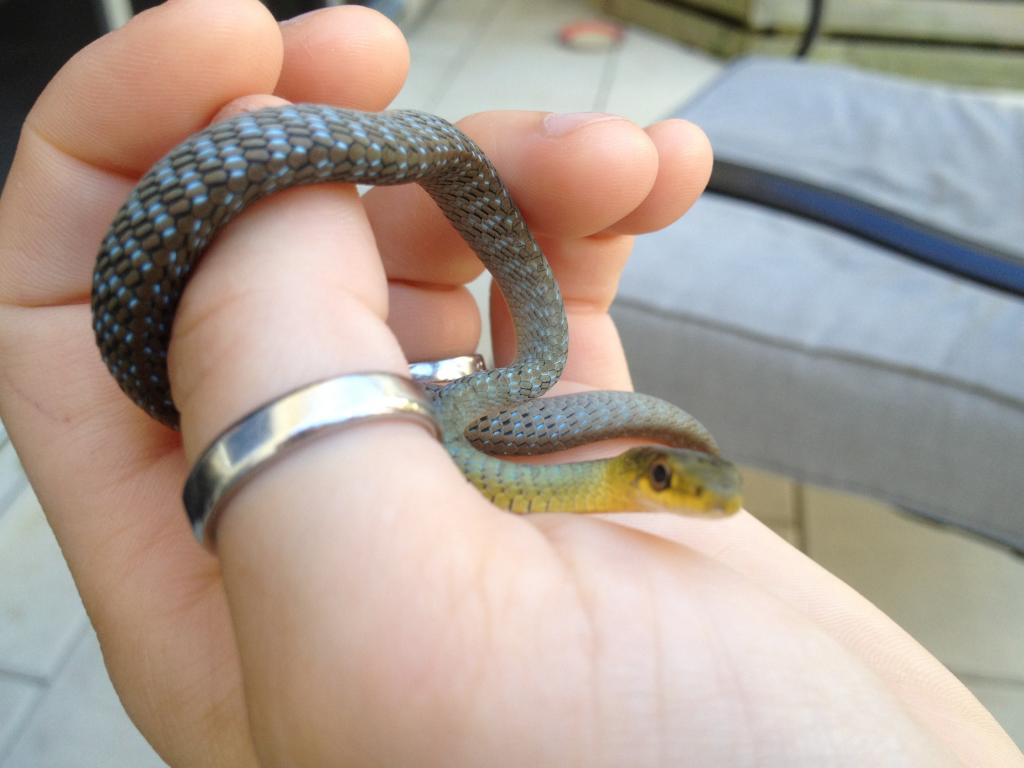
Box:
[183,373,440,549]
[408,353,487,384]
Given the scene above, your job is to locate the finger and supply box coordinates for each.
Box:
[276,6,469,365]
[0,0,282,306]
[31,0,281,173]
[491,285,634,390]
[166,94,418,447]
[489,232,636,390]
[364,111,660,288]
[484,119,711,391]
[275,5,409,109]
[518,232,636,390]
[606,119,712,235]
[362,112,658,378]
[544,232,633,312]
[387,282,481,363]
[533,121,711,389]
[167,170,401,452]
[601,512,1023,767]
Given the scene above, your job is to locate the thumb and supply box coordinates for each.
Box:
[169,98,408,453]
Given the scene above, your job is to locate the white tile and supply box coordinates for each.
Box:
[2,628,166,768]
[0,439,26,522]
[804,486,1024,681]
[433,0,613,119]
[0,675,40,761]
[395,0,503,112]
[398,0,721,122]
[397,43,467,113]
[411,0,500,45]
[604,24,722,124]
[0,488,87,679]
[468,273,494,363]
[958,675,1024,750]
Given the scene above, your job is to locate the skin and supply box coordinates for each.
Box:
[0,1,1019,766]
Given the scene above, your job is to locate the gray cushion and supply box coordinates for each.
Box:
[613,57,1024,550]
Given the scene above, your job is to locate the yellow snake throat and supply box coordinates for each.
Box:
[91,105,742,516]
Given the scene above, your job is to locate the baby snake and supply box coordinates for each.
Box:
[91,105,741,515]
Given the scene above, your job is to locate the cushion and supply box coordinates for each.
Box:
[613,57,1024,550]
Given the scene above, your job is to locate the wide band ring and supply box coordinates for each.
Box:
[183,372,440,549]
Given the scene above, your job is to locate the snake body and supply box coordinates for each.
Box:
[92,105,741,515]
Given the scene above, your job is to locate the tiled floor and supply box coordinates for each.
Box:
[1,0,1022,764]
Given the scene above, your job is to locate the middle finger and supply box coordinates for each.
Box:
[365,111,662,367]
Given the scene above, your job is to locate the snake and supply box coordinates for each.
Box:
[91,105,742,516]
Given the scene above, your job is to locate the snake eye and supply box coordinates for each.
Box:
[649,461,671,491]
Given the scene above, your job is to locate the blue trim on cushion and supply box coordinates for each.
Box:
[708,159,1024,298]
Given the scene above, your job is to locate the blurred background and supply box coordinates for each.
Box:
[1,0,1022,764]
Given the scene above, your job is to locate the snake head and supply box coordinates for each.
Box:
[616,446,743,516]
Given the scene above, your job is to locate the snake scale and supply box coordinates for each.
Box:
[92,105,741,515]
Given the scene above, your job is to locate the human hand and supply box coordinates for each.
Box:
[0,1,1018,766]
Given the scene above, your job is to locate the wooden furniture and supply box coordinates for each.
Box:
[591,0,1024,87]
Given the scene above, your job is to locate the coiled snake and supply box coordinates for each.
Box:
[91,105,741,516]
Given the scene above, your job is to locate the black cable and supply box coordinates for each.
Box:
[795,0,825,58]
[706,158,1024,298]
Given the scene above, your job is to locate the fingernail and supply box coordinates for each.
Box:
[542,112,624,137]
